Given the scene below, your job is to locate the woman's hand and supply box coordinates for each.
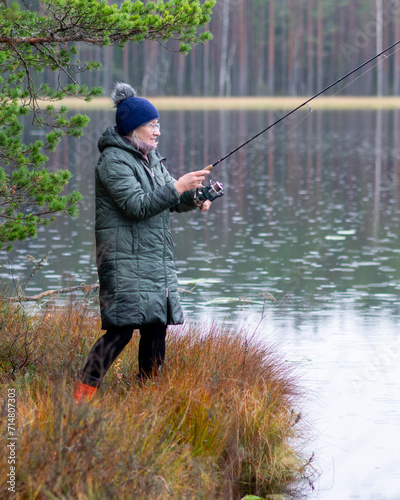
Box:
[174,169,210,195]
[199,200,211,212]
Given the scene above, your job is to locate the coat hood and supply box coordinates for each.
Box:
[97,125,134,154]
[98,125,159,161]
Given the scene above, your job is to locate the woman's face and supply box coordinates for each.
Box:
[134,119,161,146]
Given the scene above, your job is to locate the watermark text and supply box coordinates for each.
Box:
[6,388,17,493]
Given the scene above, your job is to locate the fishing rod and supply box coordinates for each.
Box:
[209,38,400,170]
[195,39,400,206]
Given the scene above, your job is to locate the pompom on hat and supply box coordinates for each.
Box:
[111,82,159,136]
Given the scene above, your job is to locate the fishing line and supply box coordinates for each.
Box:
[253,54,393,160]
[211,39,400,169]
[259,45,400,155]
[328,44,400,98]
[259,45,400,154]
[215,44,400,181]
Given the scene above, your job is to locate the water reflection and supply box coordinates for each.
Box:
[2,107,400,497]
[2,108,400,321]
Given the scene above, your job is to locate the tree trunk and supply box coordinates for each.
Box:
[394,18,400,95]
[203,29,211,95]
[293,1,303,95]
[288,2,295,95]
[237,0,247,95]
[255,1,267,95]
[307,0,314,94]
[376,0,383,97]
[268,0,275,95]
[102,46,113,95]
[176,53,186,96]
[123,44,129,83]
[219,1,230,96]
[316,0,323,90]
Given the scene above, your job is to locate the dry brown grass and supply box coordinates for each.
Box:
[0,301,316,499]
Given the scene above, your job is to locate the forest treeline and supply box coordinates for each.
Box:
[67,0,400,98]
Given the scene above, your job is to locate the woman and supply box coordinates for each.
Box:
[74,82,212,403]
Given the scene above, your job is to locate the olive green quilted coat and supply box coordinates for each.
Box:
[95,126,197,329]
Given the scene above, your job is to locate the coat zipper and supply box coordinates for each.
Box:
[146,156,169,307]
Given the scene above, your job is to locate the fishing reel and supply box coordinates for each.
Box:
[194,179,224,207]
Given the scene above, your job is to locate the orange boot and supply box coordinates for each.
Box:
[74,380,98,404]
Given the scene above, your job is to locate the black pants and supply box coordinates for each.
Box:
[79,324,167,387]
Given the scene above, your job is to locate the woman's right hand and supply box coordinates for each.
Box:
[174,169,210,195]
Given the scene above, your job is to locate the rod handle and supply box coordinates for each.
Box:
[204,164,213,172]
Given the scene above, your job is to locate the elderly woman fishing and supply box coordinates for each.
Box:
[74,82,214,403]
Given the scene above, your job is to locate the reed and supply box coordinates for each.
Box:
[0,300,316,499]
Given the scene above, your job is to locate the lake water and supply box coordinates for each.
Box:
[1,107,400,499]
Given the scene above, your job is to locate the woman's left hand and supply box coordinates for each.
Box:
[199,200,212,212]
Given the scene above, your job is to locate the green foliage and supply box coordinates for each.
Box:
[0,0,215,249]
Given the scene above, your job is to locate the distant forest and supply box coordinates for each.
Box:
[60,0,400,96]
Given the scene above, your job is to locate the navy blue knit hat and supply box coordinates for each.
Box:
[111,82,159,136]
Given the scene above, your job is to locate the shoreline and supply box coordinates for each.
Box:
[45,95,400,111]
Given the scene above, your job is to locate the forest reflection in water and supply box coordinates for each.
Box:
[1,107,400,497]
[4,107,400,318]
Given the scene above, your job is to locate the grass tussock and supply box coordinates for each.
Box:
[0,300,316,499]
